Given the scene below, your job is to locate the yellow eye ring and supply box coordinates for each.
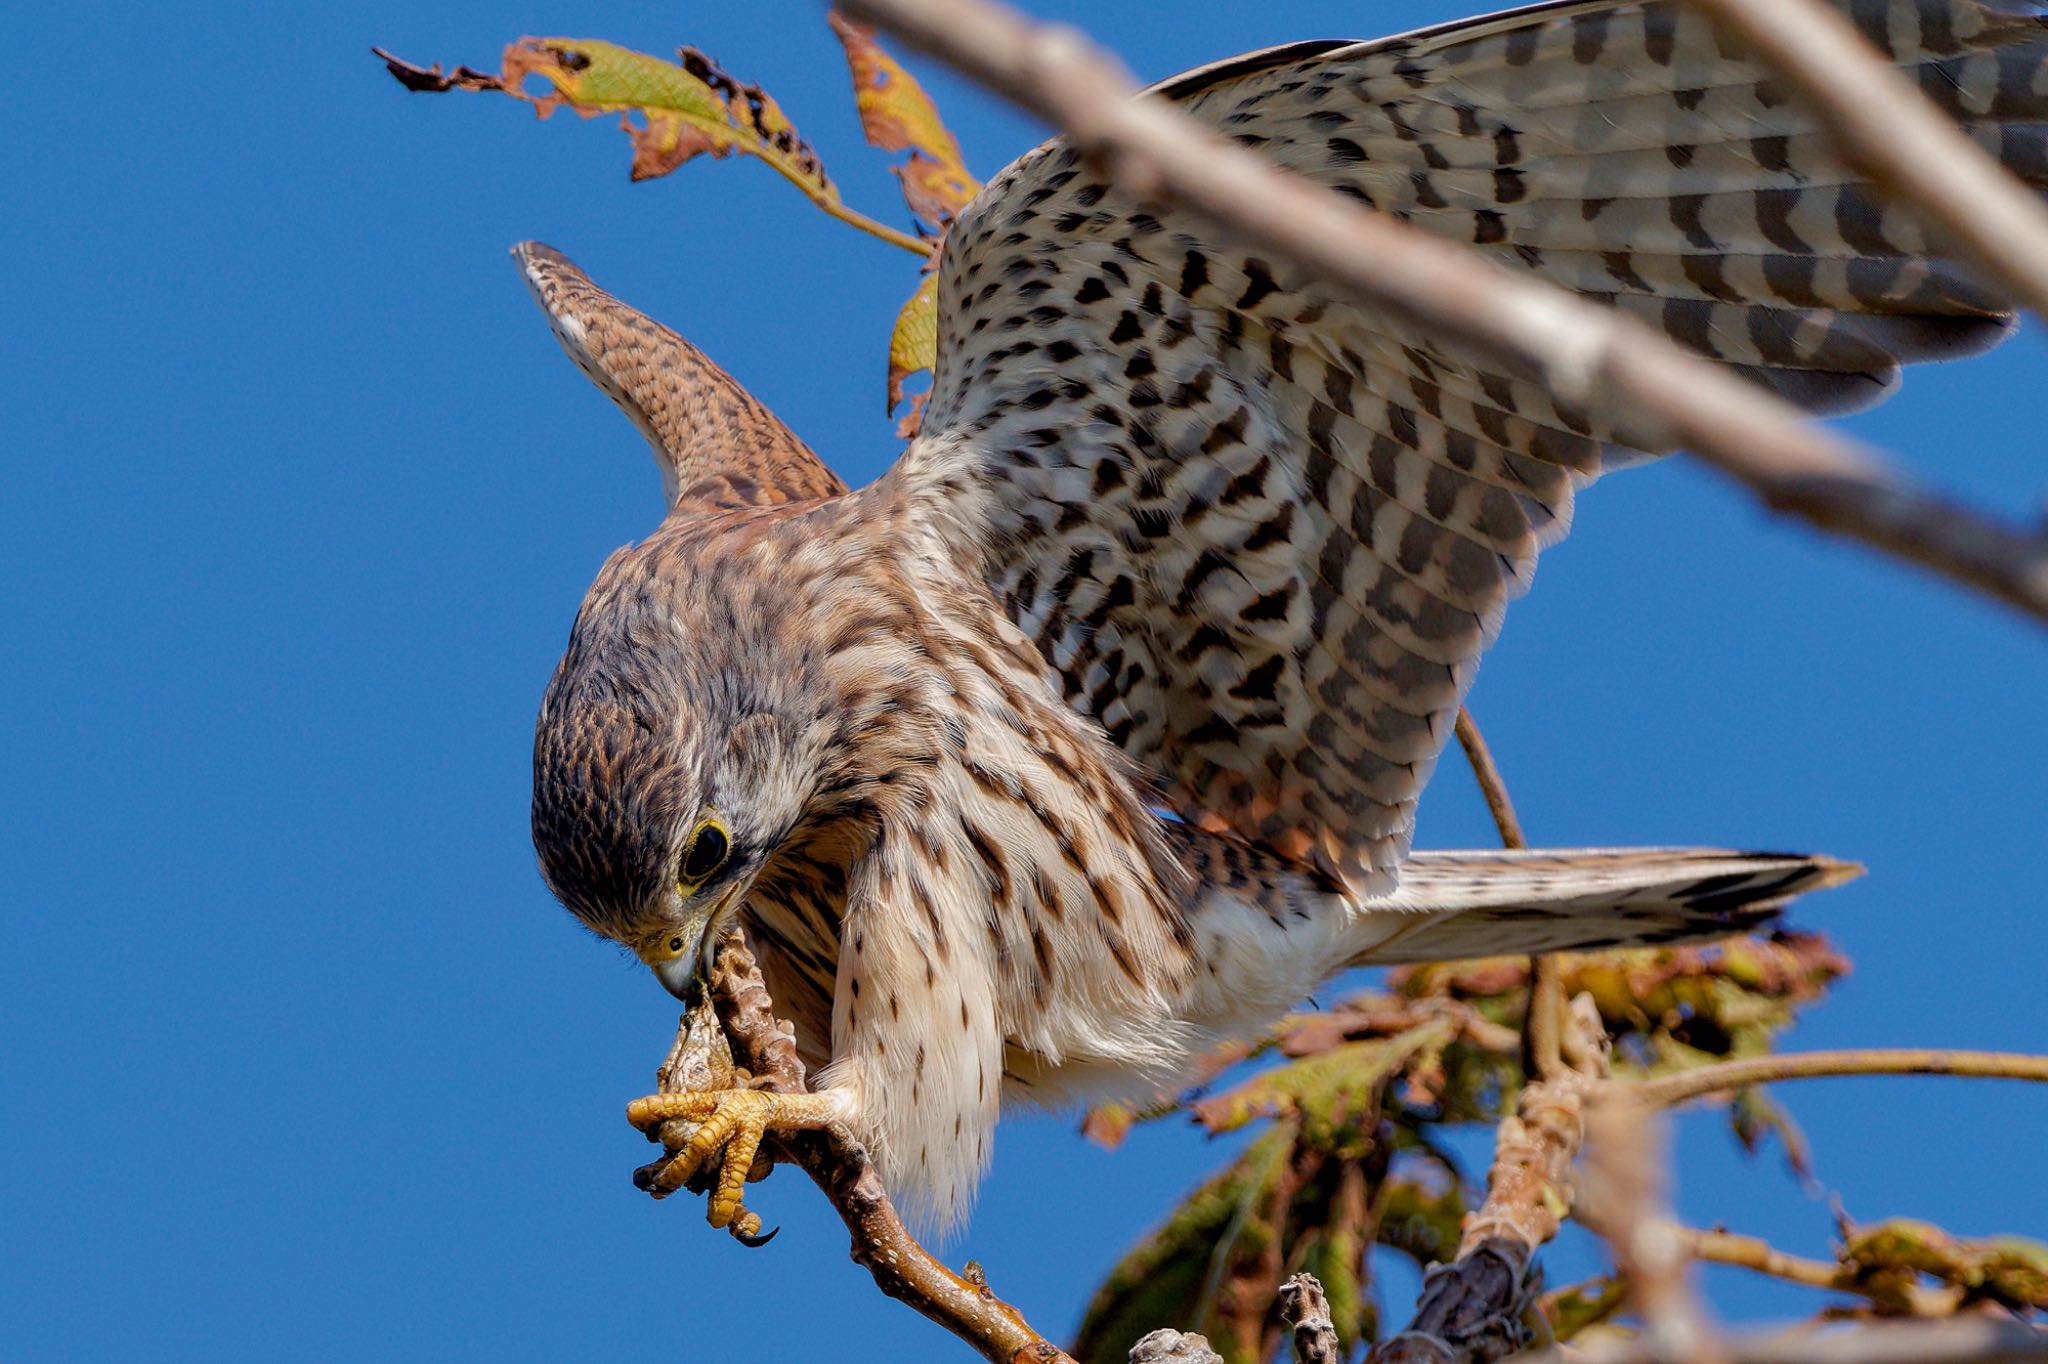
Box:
[679,817,731,886]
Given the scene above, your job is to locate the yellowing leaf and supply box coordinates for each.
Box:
[376,39,930,256]
[888,272,940,431]
[500,38,831,189]
[828,13,981,231]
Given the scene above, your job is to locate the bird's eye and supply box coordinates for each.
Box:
[679,820,730,884]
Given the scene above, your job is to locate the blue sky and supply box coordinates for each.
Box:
[5,1,2043,1359]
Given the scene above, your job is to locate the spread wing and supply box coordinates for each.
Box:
[896,0,2045,894]
[514,241,847,510]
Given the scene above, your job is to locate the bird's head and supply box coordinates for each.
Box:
[530,549,827,1001]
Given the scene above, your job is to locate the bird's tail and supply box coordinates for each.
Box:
[1347,847,1862,965]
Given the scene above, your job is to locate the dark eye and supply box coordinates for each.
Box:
[681,823,730,882]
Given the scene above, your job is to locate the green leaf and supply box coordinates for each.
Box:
[1071,1125,1298,1364]
[1193,1022,1454,1147]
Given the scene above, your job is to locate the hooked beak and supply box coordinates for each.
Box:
[644,884,746,1003]
[652,955,700,1003]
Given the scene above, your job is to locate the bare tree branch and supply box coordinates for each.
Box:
[1685,0,2048,329]
[644,930,1077,1364]
[1454,709,1528,853]
[1626,1047,2048,1109]
[1672,1226,1961,1317]
[832,0,2048,626]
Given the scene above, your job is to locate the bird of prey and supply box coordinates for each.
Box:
[522,0,2040,1233]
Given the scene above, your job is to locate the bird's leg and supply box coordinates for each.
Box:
[628,1089,844,1231]
[630,994,784,1240]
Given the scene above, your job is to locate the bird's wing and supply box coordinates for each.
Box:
[514,242,847,510]
[895,0,2043,895]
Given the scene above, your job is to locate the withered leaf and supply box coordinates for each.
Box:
[889,271,940,430]
[827,12,981,232]
[374,49,503,94]
[1843,1219,2048,1312]
[377,38,840,195]
[502,38,832,188]
[1071,1126,1300,1364]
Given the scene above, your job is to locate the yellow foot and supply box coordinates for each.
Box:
[627,1088,841,1237]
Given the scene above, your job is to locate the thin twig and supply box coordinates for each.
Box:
[833,0,2048,626]
[813,196,941,257]
[1672,1226,1961,1317]
[1453,710,1527,852]
[1684,0,2048,328]
[653,929,1076,1364]
[1455,707,1564,1085]
[1625,1047,2048,1109]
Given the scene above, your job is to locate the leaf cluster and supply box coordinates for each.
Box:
[1072,932,1850,1362]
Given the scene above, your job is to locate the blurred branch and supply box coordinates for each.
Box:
[1575,1099,1727,1364]
[1627,1047,2048,1109]
[648,930,1076,1364]
[1530,1316,2048,1364]
[833,0,2048,627]
[1674,1227,1960,1317]
[1685,0,2048,328]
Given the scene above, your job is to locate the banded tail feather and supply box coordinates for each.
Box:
[1353,847,1863,964]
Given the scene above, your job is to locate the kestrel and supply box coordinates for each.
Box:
[522,0,2042,1232]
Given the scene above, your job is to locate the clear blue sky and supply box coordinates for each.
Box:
[5,2,2043,1359]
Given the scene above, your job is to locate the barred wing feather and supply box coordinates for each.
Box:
[899,0,2046,894]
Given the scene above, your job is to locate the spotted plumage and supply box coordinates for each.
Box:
[518,0,2047,1230]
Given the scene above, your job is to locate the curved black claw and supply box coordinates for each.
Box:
[732,1221,779,1248]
